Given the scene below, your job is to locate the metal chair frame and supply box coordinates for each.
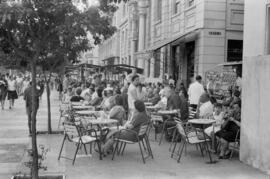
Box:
[58,121,102,165]
[229,129,240,159]
[111,122,153,164]
[171,121,209,163]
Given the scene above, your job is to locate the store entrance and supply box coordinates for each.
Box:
[186,41,195,86]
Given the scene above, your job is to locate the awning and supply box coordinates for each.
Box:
[103,64,144,74]
[216,61,242,66]
[147,29,200,51]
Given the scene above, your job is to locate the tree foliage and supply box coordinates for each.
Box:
[0,0,116,69]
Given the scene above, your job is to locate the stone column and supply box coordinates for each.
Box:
[145,59,149,77]
[129,0,137,66]
[150,57,155,78]
[137,0,149,69]
[159,47,165,79]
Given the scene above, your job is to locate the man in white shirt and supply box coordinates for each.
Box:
[127,75,140,117]
[188,75,204,110]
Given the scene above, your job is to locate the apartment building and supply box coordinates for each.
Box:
[99,0,244,85]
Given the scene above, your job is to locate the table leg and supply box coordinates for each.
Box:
[203,127,218,164]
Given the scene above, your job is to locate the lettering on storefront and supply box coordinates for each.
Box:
[208,31,222,36]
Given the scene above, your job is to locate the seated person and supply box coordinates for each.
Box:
[108,95,126,126]
[137,83,147,101]
[179,87,189,121]
[62,87,73,103]
[89,88,103,106]
[70,88,84,102]
[99,90,113,111]
[229,90,241,107]
[102,100,149,154]
[204,103,224,136]
[149,88,160,105]
[154,89,167,110]
[215,102,241,159]
[198,97,216,118]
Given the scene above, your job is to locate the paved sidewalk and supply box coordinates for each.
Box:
[0,90,61,179]
[0,90,269,179]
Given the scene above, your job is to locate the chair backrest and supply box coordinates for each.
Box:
[151,114,163,122]
[176,121,187,138]
[188,107,196,119]
[63,122,79,140]
[138,123,149,137]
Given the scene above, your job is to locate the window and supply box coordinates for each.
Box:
[227,40,243,62]
[174,0,181,14]
[186,0,194,8]
[154,49,161,78]
[266,5,270,54]
[123,3,126,17]
[156,0,162,21]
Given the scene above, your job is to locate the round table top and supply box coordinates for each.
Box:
[144,102,153,106]
[71,102,83,106]
[146,106,159,109]
[89,118,118,125]
[75,110,98,115]
[72,105,94,110]
[188,119,216,125]
[157,110,178,115]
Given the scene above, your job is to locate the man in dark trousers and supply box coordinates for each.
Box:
[24,82,40,136]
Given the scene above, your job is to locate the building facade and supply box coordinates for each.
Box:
[240,0,270,175]
[99,0,244,86]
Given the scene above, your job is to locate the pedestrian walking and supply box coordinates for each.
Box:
[0,74,8,110]
[7,75,18,109]
[23,82,40,136]
[188,75,204,111]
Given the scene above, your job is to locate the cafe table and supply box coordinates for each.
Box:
[72,105,95,110]
[75,110,98,117]
[188,118,217,164]
[157,110,179,116]
[144,102,153,106]
[71,102,83,106]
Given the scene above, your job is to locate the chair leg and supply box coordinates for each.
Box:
[72,143,81,165]
[112,141,119,161]
[142,139,147,151]
[177,142,186,163]
[169,128,177,151]
[58,136,66,160]
[118,142,123,155]
[121,143,126,155]
[198,143,204,157]
[229,149,234,160]
[83,144,88,155]
[89,143,92,154]
[159,123,166,145]
[97,141,103,160]
[171,133,179,158]
[145,137,153,158]
[138,141,145,164]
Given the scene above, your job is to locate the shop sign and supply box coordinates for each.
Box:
[208,31,222,36]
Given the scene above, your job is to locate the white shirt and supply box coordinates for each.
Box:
[81,88,90,98]
[199,101,213,118]
[8,80,16,91]
[128,83,138,110]
[188,81,204,105]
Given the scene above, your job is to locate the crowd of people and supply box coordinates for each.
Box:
[60,68,242,159]
[0,73,46,110]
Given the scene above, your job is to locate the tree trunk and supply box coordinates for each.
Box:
[46,80,52,134]
[31,60,39,179]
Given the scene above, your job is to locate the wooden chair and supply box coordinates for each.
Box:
[171,121,210,163]
[112,122,153,164]
[58,121,101,165]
